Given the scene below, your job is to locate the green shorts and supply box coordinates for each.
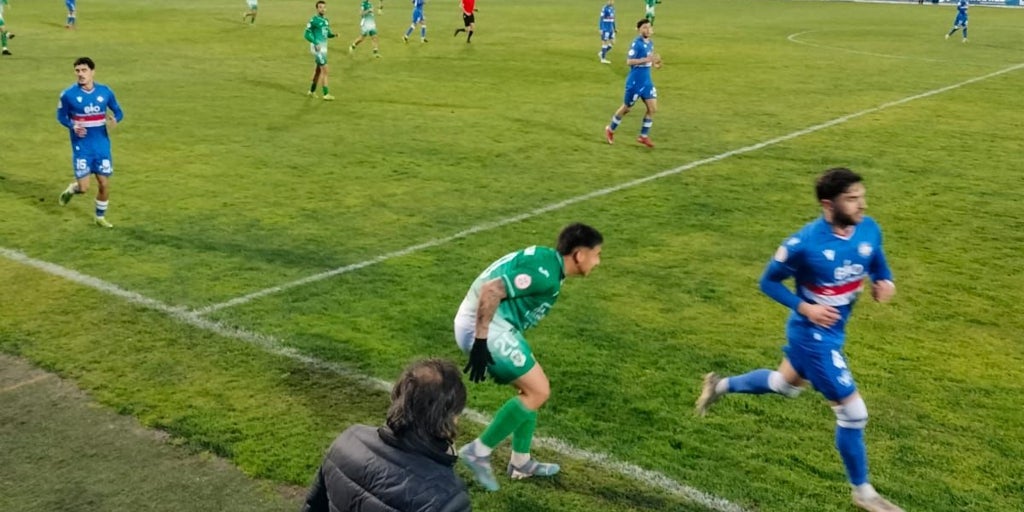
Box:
[485,329,536,385]
[361,29,377,37]
[310,44,328,66]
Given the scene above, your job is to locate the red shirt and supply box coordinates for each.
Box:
[461,0,475,14]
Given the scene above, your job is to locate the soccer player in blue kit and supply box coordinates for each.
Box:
[402,0,427,43]
[65,0,76,28]
[604,19,660,148]
[57,57,125,228]
[598,0,616,64]
[945,0,968,43]
[695,168,903,512]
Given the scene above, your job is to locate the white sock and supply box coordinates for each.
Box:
[470,439,492,457]
[715,378,730,394]
[510,451,531,467]
[853,483,877,498]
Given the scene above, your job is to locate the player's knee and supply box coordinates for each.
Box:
[767,371,803,398]
[832,396,868,429]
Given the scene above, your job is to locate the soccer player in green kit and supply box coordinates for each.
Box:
[455,222,604,491]
[349,0,380,58]
[304,1,337,100]
[1,0,15,56]
[644,0,660,26]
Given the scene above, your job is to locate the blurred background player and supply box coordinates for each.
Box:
[57,57,125,228]
[65,0,76,29]
[598,0,616,64]
[945,0,968,43]
[453,0,475,43]
[456,223,603,492]
[403,0,427,43]
[643,0,660,26]
[695,168,903,512]
[349,0,381,57]
[242,0,258,25]
[1,0,14,56]
[304,0,337,100]
[604,19,660,148]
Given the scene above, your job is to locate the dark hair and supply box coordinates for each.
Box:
[386,359,466,443]
[315,0,326,6]
[636,19,650,29]
[815,167,863,202]
[73,57,95,70]
[556,222,603,256]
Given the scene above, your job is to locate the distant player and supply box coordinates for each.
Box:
[349,0,381,58]
[57,57,125,228]
[457,223,603,492]
[598,0,616,64]
[643,0,660,26]
[65,0,76,29]
[604,19,660,148]
[304,0,337,100]
[1,0,14,56]
[453,0,475,44]
[695,168,904,512]
[242,0,258,25]
[945,0,968,43]
[403,0,427,43]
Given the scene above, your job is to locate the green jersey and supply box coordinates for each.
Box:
[304,14,335,45]
[467,246,565,332]
[359,0,376,32]
[0,0,7,20]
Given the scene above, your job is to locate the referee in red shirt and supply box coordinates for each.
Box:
[453,0,475,43]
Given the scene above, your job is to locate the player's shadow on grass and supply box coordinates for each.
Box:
[119,225,344,270]
[0,174,66,218]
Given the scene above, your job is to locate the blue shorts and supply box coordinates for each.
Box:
[411,8,424,24]
[601,30,614,42]
[953,14,967,27]
[623,80,656,107]
[72,152,114,179]
[66,0,76,11]
[784,334,857,402]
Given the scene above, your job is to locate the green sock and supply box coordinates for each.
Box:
[1,32,7,47]
[322,86,329,95]
[480,397,534,449]
[511,407,538,453]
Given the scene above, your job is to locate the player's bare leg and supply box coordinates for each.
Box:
[320,65,334,100]
[308,67,321,97]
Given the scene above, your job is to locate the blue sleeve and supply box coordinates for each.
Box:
[758,241,806,312]
[56,93,74,129]
[869,233,893,282]
[107,90,125,122]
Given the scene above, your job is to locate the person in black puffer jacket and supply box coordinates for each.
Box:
[301,358,472,512]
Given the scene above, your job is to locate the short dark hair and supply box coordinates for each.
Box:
[73,57,95,70]
[636,19,650,29]
[556,222,603,256]
[816,167,863,202]
[315,0,326,6]
[386,359,466,443]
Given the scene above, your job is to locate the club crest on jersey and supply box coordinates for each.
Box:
[97,96,105,103]
[858,242,873,258]
[823,249,835,261]
[514,273,532,290]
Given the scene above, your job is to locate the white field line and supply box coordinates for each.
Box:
[197,61,1024,316]
[0,246,747,512]
[787,30,945,62]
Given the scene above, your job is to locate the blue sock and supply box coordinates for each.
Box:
[67,16,75,25]
[726,368,774,394]
[962,28,967,38]
[609,114,622,131]
[405,26,413,37]
[421,26,426,39]
[836,426,868,486]
[640,116,653,136]
[95,199,109,218]
[601,45,609,59]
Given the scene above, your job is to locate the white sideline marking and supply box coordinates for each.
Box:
[198,61,1024,315]
[0,246,747,512]
[787,30,945,62]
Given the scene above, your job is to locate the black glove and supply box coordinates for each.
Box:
[463,337,494,383]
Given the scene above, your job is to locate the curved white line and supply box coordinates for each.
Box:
[787,29,945,62]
